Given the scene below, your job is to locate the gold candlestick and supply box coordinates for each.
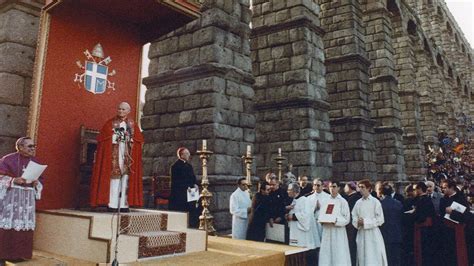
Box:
[241,154,254,191]
[274,152,286,182]
[197,147,216,235]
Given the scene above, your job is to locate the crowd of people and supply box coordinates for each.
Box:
[230,173,474,266]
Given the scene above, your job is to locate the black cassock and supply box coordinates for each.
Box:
[413,195,437,266]
[450,208,474,266]
[439,192,470,266]
[168,159,200,228]
[246,193,272,242]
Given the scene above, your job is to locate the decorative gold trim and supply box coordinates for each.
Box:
[27,3,57,141]
[158,0,200,18]
[136,46,144,126]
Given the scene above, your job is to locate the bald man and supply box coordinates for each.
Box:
[90,102,144,211]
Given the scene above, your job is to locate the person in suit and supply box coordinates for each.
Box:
[401,183,416,265]
[412,182,437,266]
[380,183,403,266]
[426,180,442,215]
[389,182,405,204]
[344,181,361,266]
[168,147,200,228]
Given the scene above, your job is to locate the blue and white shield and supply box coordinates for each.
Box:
[84,61,108,94]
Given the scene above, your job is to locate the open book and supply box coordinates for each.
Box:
[187,187,199,202]
[444,201,467,224]
[22,161,47,183]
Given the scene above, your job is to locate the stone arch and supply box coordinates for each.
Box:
[436,53,443,67]
[437,6,443,19]
[446,21,453,35]
[423,38,432,56]
[407,19,417,36]
[387,0,401,15]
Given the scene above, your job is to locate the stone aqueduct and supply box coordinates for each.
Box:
[0,0,472,230]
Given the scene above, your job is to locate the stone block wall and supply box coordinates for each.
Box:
[319,0,377,180]
[0,1,42,155]
[142,0,255,231]
[363,2,406,181]
[250,0,332,179]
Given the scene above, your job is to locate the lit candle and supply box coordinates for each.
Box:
[278,148,281,156]
[247,145,251,157]
[202,139,207,151]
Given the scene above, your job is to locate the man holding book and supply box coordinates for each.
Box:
[439,179,469,266]
[0,137,44,263]
[318,181,351,266]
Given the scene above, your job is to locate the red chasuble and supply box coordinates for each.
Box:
[89,117,144,207]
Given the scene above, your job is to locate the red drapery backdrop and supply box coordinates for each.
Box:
[35,4,141,209]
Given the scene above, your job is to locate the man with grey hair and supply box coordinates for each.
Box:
[285,183,320,265]
[425,180,442,215]
[90,102,144,211]
[0,137,44,262]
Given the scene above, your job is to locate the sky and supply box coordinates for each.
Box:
[445,0,474,49]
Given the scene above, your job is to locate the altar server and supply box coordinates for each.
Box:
[352,179,387,266]
[230,178,252,239]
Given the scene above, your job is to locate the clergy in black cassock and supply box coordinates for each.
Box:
[168,147,200,228]
[439,180,469,266]
[247,181,272,242]
[412,182,437,266]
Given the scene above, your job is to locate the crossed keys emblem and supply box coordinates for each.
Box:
[74,43,116,94]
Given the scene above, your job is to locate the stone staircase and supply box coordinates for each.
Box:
[34,209,207,263]
[119,212,186,258]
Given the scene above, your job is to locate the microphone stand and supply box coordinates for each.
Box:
[111,175,124,266]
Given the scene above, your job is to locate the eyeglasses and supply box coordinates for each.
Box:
[25,145,36,148]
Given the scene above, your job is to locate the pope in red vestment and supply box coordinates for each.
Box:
[90,102,144,208]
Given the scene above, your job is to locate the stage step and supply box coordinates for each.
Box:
[132,231,186,258]
[120,212,168,234]
[34,209,206,263]
[119,213,186,257]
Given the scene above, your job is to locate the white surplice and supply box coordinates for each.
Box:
[318,194,351,266]
[229,188,251,239]
[288,196,320,249]
[306,191,330,240]
[109,121,129,209]
[352,195,387,266]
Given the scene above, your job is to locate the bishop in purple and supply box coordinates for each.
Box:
[0,137,44,263]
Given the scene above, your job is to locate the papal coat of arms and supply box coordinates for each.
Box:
[74,43,116,94]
